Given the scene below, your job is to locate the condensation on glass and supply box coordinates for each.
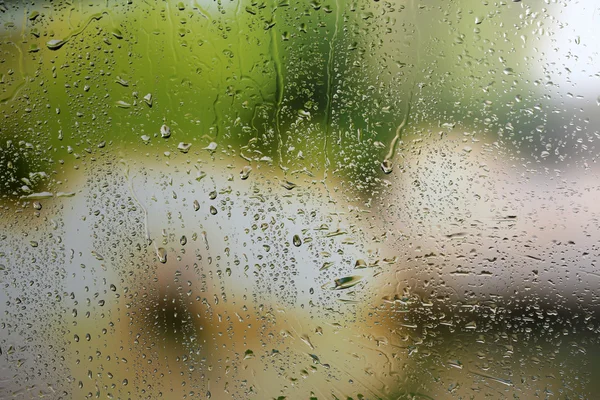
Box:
[1,0,599,399]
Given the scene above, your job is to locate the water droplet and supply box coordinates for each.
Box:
[46,39,68,50]
[180,235,187,246]
[161,124,171,138]
[354,259,367,269]
[293,234,302,247]
[280,180,297,190]
[244,349,255,359]
[329,275,363,290]
[209,206,218,215]
[209,191,217,200]
[193,200,200,211]
[115,100,131,108]
[178,142,191,153]
[240,166,252,180]
[111,28,123,39]
[143,93,152,107]
[25,192,53,199]
[381,159,393,174]
[157,247,167,263]
[32,201,42,210]
[115,76,129,87]
[196,171,207,181]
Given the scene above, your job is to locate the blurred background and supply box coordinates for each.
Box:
[1,0,600,398]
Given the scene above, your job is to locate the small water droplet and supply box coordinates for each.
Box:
[293,234,302,247]
[180,235,187,246]
[33,201,42,210]
[157,247,167,263]
[193,200,200,211]
[209,206,218,215]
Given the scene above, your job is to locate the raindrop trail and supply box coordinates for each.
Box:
[323,0,340,181]
[122,162,153,250]
[165,2,179,67]
[385,89,413,163]
[212,93,220,138]
[384,0,421,165]
[67,12,108,40]
[270,0,285,171]
[141,27,154,87]
[469,369,514,387]
[193,1,210,19]
[165,3,178,114]
[0,42,26,103]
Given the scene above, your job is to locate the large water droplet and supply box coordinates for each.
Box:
[329,275,363,290]
[178,142,191,153]
[381,159,393,174]
[240,166,252,180]
[143,93,153,107]
[47,39,68,50]
[160,124,171,138]
[293,234,302,247]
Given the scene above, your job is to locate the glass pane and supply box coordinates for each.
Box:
[1,0,599,398]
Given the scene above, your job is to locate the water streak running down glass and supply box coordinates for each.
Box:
[1,0,600,399]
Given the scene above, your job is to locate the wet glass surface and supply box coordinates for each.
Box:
[1,0,600,398]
